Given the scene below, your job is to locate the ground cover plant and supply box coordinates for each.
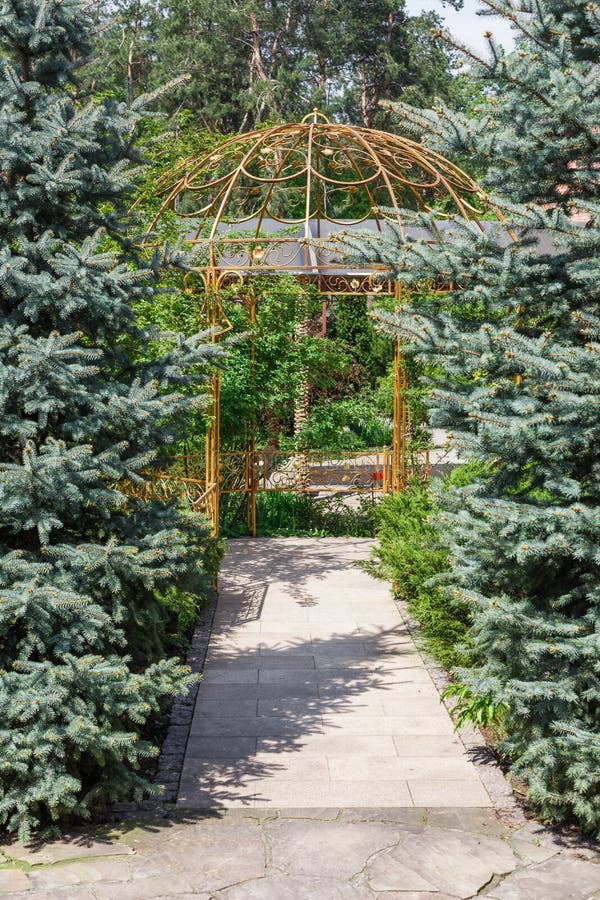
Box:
[344,0,600,835]
[0,0,219,839]
[223,492,378,538]
[371,478,466,671]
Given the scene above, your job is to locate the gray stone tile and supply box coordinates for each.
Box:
[366,853,439,892]
[509,838,560,864]
[199,683,320,700]
[25,858,167,889]
[91,874,195,899]
[328,756,476,782]
[176,791,256,809]
[218,874,373,899]
[487,856,600,900]
[425,808,508,836]
[265,820,400,879]
[184,736,257,757]
[258,670,321,684]
[179,756,282,783]
[365,827,518,897]
[1,836,134,865]
[251,754,331,781]
[380,697,446,716]
[320,714,455,736]
[259,624,314,636]
[370,893,457,899]
[393,735,466,757]
[190,716,323,737]
[194,699,259,718]
[255,780,413,807]
[258,642,316,655]
[8,888,97,899]
[143,819,266,891]
[257,655,316,669]
[0,870,30,894]
[408,779,492,807]
[259,667,398,685]
[256,734,397,756]
[257,698,326,717]
[206,651,262,665]
[201,668,259,683]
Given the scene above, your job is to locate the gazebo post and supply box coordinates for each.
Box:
[206,369,220,534]
[205,270,222,536]
[245,286,258,537]
[392,281,408,492]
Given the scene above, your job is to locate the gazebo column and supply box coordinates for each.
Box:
[292,290,311,491]
[245,288,258,536]
[392,282,408,492]
[205,371,220,533]
[203,273,224,536]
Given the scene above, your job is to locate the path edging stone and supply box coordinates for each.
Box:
[390,593,524,824]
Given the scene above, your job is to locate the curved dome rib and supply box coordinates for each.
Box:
[146,112,494,294]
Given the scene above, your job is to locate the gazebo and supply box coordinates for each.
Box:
[147,110,493,535]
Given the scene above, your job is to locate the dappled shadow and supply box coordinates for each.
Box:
[219,536,375,606]
[179,625,419,808]
[176,537,431,808]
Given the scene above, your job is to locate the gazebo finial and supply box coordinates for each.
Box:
[301,107,331,124]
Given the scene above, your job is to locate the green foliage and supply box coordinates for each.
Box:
[372,480,470,669]
[333,298,392,386]
[293,391,392,452]
[155,532,224,653]
[224,493,377,538]
[442,682,509,731]
[348,0,600,835]
[0,0,220,839]
[87,0,462,130]
[135,116,224,230]
[222,279,347,450]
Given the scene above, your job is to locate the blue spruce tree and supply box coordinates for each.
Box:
[343,0,600,832]
[0,0,218,838]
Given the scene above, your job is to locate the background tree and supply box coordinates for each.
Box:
[88,0,463,129]
[0,0,219,838]
[342,0,600,833]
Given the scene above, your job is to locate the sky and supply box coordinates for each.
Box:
[405,0,516,56]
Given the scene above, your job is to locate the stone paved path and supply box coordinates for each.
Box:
[178,537,491,809]
[1,537,599,899]
[2,806,599,897]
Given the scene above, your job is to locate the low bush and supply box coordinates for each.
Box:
[371,471,481,670]
[156,531,224,654]
[223,492,378,537]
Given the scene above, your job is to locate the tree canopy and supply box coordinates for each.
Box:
[88,0,464,129]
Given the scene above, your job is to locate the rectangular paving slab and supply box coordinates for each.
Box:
[177,537,492,810]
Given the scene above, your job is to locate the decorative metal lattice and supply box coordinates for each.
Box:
[148,109,489,295]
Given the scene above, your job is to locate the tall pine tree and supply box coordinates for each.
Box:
[343,0,600,832]
[0,0,218,838]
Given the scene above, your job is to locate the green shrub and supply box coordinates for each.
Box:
[442,682,509,730]
[156,533,224,653]
[223,492,377,537]
[372,479,470,669]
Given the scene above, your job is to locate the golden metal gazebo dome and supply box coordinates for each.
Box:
[150,109,487,295]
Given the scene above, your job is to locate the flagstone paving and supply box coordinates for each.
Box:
[1,537,599,898]
[1,809,599,898]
